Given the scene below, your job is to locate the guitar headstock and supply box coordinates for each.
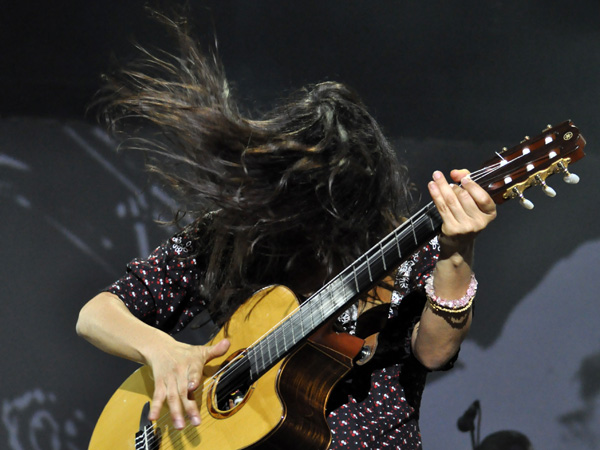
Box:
[476,121,586,208]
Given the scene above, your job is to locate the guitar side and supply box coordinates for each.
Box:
[89,285,363,450]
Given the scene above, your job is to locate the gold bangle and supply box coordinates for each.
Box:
[427,295,474,314]
[424,273,477,314]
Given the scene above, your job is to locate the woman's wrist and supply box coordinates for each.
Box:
[431,233,476,301]
[425,272,477,314]
[138,329,180,366]
[437,233,475,266]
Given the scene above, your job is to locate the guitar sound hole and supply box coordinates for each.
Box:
[216,384,251,412]
[213,360,253,414]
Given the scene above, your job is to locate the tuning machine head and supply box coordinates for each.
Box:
[511,187,535,210]
[534,175,556,198]
[557,161,580,184]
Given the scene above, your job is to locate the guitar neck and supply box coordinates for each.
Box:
[245,120,586,379]
[247,201,442,378]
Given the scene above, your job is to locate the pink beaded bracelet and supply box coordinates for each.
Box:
[424,273,478,314]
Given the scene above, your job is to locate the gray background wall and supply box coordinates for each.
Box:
[1,1,599,449]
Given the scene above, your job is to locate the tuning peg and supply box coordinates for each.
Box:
[511,187,534,210]
[557,162,580,184]
[535,175,556,197]
[542,184,557,197]
[519,196,535,210]
[563,171,580,184]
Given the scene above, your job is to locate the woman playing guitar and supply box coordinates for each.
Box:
[77,14,496,449]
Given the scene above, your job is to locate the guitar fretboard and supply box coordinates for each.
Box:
[246,201,442,379]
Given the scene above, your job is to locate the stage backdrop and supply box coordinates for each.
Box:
[2,1,600,449]
[1,117,598,450]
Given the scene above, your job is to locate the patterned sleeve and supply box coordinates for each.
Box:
[389,236,460,371]
[390,236,440,314]
[334,237,440,335]
[104,225,209,334]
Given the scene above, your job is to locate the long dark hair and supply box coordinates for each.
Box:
[98,14,416,323]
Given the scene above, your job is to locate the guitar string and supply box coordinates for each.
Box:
[154,402,251,450]
[141,156,524,445]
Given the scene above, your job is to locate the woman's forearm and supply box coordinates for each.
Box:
[76,291,177,365]
[412,243,474,370]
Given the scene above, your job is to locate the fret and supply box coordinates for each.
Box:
[318,291,326,323]
[248,346,258,376]
[427,203,436,231]
[341,272,349,304]
[278,326,288,357]
[394,228,402,259]
[309,298,317,331]
[248,346,261,379]
[365,252,373,282]
[288,311,296,349]
[327,283,335,317]
[298,305,305,337]
[286,319,295,353]
[258,347,265,376]
[409,215,418,245]
[352,265,360,292]
[334,277,347,311]
[379,242,387,271]
[266,331,274,370]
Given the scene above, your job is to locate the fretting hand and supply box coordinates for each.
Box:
[427,169,496,259]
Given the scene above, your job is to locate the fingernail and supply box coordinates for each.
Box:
[433,171,442,180]
[175,418,185,429]
[190,415,201,426]
[188,382,196,390]
[461,175,471,184]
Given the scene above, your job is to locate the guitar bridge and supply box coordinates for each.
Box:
[135,402,161,450]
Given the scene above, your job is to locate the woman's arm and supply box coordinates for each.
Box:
[411,169,496,369]
[76,292,229,429]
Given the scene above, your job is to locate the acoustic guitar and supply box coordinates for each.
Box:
[89,121,586,449]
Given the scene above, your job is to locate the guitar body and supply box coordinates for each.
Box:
[89,285,364,450]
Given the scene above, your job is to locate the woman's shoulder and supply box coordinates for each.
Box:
[167,211,219,260]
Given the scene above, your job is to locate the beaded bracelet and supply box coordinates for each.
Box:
[424,273,478,314]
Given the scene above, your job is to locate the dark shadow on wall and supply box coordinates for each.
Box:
[557,350,600,447]
[397,136,600,349]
